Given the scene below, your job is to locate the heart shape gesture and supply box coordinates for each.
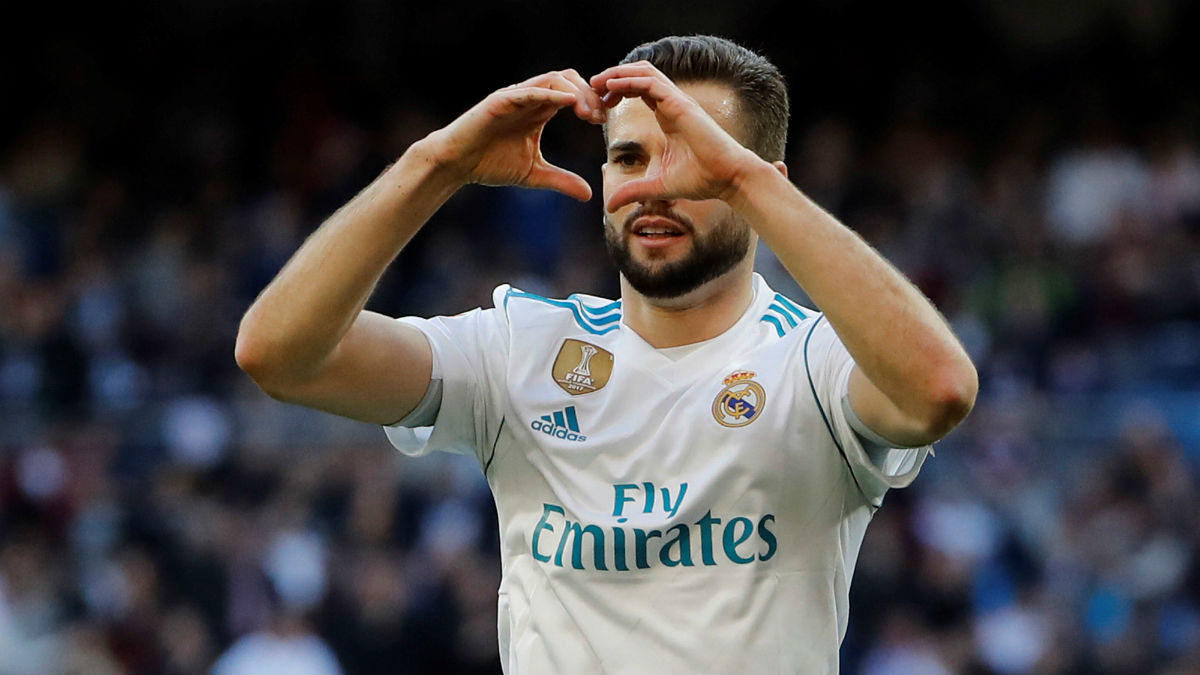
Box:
[425,69,606,202]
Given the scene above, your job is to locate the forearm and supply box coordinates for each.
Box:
[235,138,463,383]
[729,161,977,433]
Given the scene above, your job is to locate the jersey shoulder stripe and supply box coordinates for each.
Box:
[569,295,621,316]
[503,288,622,335]
[773,294,809,321]
[759,292,812,337]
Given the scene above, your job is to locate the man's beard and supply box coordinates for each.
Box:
[603,207,752,299]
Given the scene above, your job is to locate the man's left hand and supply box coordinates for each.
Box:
[590,61,766,213]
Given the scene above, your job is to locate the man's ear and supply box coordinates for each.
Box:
[772,160,788,179]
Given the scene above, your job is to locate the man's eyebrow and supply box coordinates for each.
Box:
[607,141,645,155]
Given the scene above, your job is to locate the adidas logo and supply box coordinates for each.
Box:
[531,406,587,442]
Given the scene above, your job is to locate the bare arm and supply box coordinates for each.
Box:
[233,146,453,424]
[235,71,603,424]
[592,63,977,446]
[726,164,977,446]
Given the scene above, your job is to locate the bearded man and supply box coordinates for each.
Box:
[236,35,977,675]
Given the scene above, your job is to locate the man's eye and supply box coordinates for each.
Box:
[612,154,640,167]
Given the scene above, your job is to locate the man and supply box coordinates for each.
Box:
[236,35,977,674]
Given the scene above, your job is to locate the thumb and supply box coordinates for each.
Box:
[606,176,665,213]
[526,163,593,202]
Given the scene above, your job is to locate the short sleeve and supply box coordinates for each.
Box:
[801,316,931,504]
[382,295,509,463]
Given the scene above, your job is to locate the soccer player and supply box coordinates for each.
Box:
[235,35,977,675]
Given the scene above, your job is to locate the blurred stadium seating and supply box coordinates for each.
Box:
[2,1,1199,673]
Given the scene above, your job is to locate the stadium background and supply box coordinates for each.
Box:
[3,0,1200,672]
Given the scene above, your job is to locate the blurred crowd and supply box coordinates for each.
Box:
[4,2,1200,673]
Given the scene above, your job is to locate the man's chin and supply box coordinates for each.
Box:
[620,264,714,299]
[605,219,751,299]
[628,248,688,267]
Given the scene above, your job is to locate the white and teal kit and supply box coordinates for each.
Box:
[384,274,930,674]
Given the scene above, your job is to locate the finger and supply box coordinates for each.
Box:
[600,76,677,110]
[557,69,606,122]
[590,61,669,94]
[533,72,587,112]
[593,64,686,114]
[512,70,575,89]
[526,163,593,202]
[500,87,578,111]
[606,175,668,213]
[510,71,599,121]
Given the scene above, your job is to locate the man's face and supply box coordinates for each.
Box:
[601,81,754,300]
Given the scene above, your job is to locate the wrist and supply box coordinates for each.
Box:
[406,130,473,188]
[723,152,784,214]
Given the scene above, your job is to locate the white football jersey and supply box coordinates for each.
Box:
[384,274,930,675]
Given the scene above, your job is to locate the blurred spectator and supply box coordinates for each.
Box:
[3,3,1200,673]
[210,611,342,675]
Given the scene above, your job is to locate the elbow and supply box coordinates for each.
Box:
[234,332,265,379]
[235,330,270,384]
[234,320,286,395]
[234,318,323,404]
[918,362,979,440]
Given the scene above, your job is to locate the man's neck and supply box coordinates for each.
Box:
[619,267,756,349]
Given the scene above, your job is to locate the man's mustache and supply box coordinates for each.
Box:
[621,204,695,234]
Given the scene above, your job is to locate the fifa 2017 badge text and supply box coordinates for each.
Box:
[552,339,614,395]
[530,481,777,571]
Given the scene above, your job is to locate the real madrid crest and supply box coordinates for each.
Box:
[712,370,766,427]
[552,339,614,395]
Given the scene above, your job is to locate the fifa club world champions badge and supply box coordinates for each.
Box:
[712,370,767,427]
[552,339,614,395]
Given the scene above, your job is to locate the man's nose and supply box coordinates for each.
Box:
[640,197,676,212]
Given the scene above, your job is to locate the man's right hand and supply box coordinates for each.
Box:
[236,69,605,426]
[423,70,605,202]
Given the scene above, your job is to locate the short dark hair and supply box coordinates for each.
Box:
[619,35,789,162]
